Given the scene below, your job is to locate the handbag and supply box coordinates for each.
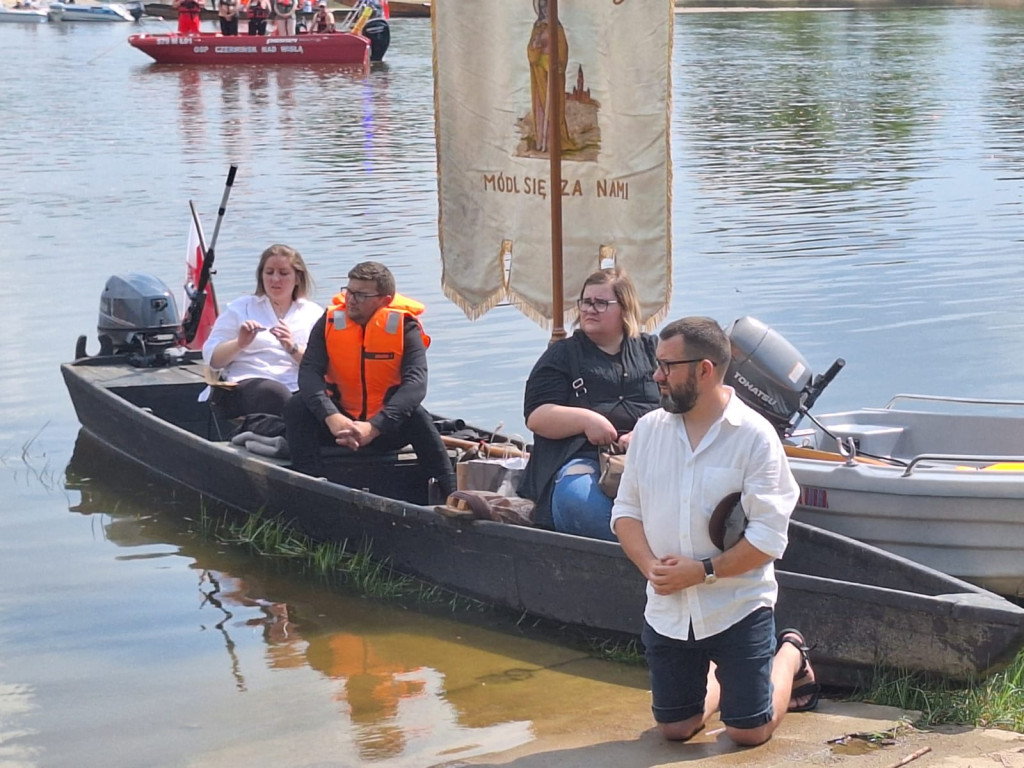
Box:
[455,437,529,496]
[598,444,627,498]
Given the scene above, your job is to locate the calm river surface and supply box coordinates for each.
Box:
[3,7,1024,766]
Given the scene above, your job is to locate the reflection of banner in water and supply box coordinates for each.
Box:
[435,0,674,329]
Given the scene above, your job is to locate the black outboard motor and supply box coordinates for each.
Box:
[725,316,844,436]
[96,273,182,367]
[362,16,389,62]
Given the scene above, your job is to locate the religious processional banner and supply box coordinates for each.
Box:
[434,0,674,330]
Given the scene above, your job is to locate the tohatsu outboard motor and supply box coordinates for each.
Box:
[92,273,183,367]
[725,316,844,437]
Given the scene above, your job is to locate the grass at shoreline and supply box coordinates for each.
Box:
[192,505,1024,734]
[858,655,1024,732]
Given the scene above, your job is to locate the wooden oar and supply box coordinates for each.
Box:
[784,444,891,467]
[441,435,526,459]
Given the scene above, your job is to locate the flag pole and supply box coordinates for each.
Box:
[547,0,566,343]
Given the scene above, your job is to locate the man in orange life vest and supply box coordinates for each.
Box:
[285,261,457,498]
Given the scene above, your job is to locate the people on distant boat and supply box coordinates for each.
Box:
[284,261,457,499]
[310,0,333,33]
[217,0,239,35]
[201,244,323,419]
[173,0,203,35]
[516,267,660,540]
[247,0,269,35]
[611,316,820,746]
[272,0,296,36]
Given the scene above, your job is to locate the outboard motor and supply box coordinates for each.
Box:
[96,273,182,367]
[725,316,844,436]
[362,17,390,62]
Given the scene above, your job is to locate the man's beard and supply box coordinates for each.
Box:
[660,370,698,414]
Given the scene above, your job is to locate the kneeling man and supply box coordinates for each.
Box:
[612,316,819,747]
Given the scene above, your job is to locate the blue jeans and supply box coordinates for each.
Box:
[551,458,616,541]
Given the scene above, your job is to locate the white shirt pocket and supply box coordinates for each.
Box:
[701,467,744,517]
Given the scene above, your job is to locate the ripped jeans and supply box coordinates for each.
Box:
[551,457,616,541]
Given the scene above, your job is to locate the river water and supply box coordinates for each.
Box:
[3,7,1024,766]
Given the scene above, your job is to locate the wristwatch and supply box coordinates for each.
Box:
[701,558,718,585]
[289,343,299,354]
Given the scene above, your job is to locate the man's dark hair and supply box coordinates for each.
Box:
[348,261,396,297]
[659,316,731,370]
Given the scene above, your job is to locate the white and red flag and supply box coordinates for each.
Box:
[182,209,219,350]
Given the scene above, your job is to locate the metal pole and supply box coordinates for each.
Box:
[547,0,565,342]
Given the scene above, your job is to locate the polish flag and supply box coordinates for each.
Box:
[182,210,219,350]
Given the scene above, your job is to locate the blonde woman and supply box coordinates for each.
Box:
[518,267,659,539]
[201,244,322,418]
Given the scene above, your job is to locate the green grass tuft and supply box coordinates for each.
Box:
[858,651,1024,732]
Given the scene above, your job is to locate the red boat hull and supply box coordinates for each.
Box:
[128,32,369,66]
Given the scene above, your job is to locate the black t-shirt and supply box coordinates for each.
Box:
[519,329,659,525]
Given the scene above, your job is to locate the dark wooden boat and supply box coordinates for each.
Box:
[128,30,369,65]
[61,349,1024,688]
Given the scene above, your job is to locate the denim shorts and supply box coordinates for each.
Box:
[642,607,776,730]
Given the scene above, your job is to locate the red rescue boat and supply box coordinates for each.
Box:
[128,31,370,66]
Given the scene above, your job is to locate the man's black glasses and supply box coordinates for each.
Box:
[656,358,713,375]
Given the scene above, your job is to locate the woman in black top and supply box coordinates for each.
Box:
[518,268,660,539]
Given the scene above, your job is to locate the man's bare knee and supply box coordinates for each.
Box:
[726,723,773,747]
[658,717,704,741]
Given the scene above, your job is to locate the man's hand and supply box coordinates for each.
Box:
[648,556,704,596]
[325,413,357,449]
[347,420,380,448]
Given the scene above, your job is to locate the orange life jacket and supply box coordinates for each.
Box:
[324,292,430,420]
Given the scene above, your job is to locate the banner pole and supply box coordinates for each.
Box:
[548,0,566,343]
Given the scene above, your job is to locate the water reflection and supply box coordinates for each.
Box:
[62,435,647,764]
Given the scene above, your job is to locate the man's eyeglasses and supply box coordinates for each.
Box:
[343,287,381,303]
[656,358,713,375]
[577,298,619,313]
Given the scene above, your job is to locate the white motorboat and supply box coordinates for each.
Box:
[784,395,1024,598]
[0,4,49,21]
[724,316,1024,598]
[47,1,134,21]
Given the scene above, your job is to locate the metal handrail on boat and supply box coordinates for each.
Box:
[901,454,1024,477]
[886,393,1024,409]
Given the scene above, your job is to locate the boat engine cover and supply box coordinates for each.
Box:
[725,316,812,435]
[98,273,182,359]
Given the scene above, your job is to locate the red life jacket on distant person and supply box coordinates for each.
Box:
[323,292,429,421]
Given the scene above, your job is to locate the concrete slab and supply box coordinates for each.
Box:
[446,697,1024,768]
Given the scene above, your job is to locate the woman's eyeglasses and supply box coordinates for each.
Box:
[577,298,619,313]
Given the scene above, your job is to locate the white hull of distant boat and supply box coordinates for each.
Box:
[0,6,48,21]
[48,1,134,21]
[785,395,1024,597]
